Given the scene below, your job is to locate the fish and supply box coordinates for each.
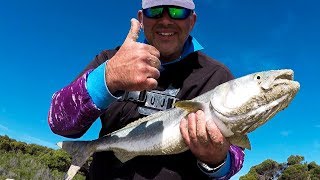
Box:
[57,69,300,179]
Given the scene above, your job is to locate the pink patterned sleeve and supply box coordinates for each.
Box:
[48,70,103,138]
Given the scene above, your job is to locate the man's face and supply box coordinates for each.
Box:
[138,8,196,62]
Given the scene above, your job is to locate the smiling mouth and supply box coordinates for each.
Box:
[157,32,175,36]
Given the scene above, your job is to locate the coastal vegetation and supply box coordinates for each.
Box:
[1,135,319,179]
[0,135,86,180]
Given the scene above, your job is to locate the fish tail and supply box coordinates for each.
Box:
[57,140,96,180]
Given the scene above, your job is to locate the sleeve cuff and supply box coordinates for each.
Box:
[86,61,121,109]
[198,151,231,178]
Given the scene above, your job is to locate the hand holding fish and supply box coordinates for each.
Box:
[180,110,230,165]
[106,18,161,93]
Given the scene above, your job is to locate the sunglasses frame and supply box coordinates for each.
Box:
[142,5,193,20]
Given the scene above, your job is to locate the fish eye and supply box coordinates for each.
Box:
[254,74,261,81]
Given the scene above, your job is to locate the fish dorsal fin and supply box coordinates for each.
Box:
[227,134,251,150]
[174,101,204,113]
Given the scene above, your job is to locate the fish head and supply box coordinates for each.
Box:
[210,69,300,135]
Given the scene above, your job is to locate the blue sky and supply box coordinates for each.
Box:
[0,0,319,178]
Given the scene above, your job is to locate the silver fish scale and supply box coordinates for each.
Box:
[95,106,188,159]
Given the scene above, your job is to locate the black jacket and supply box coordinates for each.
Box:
[84,48,234,180]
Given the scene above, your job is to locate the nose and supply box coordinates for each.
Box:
[158,10,174,25]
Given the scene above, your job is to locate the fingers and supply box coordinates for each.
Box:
[125,18,141,42]
[146,44,160,58]
[180,111,208,146]
[145,55,161,69]
[180,110,231,165]
[145,77,158,90]
[187,113,198,143]
[107,18,161,92]
[142,66,160,90]
[206,120,229,148]
[180,117,190,146]
[196,111,209,144]
[148,66,161,79]
[188,111,208,145]
[206,120,217,142]
[206,120,222,144]
[125,18,159,57]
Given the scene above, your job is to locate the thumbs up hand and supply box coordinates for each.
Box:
[106,18,161,93]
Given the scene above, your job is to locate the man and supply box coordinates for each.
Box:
[48,0,244,179]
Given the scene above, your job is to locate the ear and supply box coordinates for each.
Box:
[189,11,197,31]
[137,10,144,29]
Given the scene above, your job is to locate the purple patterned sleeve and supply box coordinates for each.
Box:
[48,70,103,138]
[217,145,245,180]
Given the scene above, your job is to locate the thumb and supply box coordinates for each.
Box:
[125,18,141,42]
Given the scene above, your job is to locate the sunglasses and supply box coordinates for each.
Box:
[142,6,193,20]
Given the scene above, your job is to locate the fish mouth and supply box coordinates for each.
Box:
[272,69,298,89]
[275,69,294,81]
[261,69,296,90]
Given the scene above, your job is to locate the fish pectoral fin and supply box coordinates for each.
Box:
[174,101,204,113]
[114,150,137,163]
[227,135,251,150]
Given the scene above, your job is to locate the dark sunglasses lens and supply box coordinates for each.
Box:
[143,7,164,18]
[168,7,191,19]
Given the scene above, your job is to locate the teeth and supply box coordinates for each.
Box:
[158,32,174,36]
